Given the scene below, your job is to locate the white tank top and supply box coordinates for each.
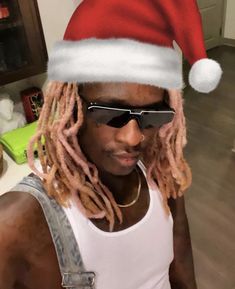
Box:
[63,162,174,289]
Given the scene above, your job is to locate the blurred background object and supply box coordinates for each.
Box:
[0,121,38,164]
[0,92,26,135]
[21,87,44,123]
[0,143,3,176]
[0,1,10,20]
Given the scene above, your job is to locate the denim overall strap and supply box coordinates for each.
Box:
[11,176,95,289]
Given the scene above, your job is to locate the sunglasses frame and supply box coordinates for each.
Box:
[80,95,175,129]
[87,103,175,115]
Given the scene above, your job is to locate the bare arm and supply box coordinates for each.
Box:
[168,196,198,289]
[0,256,16,289]
[0,191,62,289]
[0,192,25,289]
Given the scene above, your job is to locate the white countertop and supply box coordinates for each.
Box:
[0,151,33,194]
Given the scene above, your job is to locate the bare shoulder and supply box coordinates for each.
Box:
[0,191,55,286]
[0,190,52,254]
[0,191,39,243]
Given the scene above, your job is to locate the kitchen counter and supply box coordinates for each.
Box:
[0,151,32,194]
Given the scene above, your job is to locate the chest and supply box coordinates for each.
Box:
[92,181,150,232]
[66,187,174,289]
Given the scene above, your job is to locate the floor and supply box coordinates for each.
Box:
[183,46,235,289]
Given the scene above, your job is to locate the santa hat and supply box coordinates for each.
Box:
[48,0,222,93]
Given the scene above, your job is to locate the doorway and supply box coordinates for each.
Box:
[197,0,225,49]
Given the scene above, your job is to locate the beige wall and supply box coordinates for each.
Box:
[224,0,235,39]
[37,0,82,53]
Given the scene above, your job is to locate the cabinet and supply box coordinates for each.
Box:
[0,0,47,86]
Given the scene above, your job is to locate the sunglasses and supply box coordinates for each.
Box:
[80,97,175,129]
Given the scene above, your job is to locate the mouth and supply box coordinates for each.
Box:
[110,152,140,168]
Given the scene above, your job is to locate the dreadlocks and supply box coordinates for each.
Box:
[27,81,191,231]
[145,89,192,213]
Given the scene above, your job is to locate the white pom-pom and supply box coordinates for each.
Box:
[189,58,222,93]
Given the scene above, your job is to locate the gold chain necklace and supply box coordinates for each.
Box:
[117,168,142,208]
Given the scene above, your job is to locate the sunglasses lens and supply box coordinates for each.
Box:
[107,112,130,128]
[88,107,129,128]
[141,112,175,129]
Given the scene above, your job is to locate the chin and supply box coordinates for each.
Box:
[113,167,135,176]
[106,161,138,176]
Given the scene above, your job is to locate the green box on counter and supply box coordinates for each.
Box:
[0,121,38,164]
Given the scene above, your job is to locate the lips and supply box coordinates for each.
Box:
[111,152,140,167]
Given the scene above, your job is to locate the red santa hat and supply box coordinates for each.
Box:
[48,0,222,93]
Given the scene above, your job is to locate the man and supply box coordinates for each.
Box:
[0,0,222,288]
[0,82,196,289]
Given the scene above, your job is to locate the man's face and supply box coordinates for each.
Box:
[79,82,164,176]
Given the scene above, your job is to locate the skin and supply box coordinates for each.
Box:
[0,82,197,289]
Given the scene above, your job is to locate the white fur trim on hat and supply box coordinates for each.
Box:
[189,58,222,93]
[48,38,183,89]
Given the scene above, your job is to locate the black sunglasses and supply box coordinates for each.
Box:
[80,97,175,130]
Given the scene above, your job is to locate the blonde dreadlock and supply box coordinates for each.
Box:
[145,89,192,213]
[27,82,191,231]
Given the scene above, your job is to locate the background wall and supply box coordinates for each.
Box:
[224,0,235,39]
[37,0,82,53]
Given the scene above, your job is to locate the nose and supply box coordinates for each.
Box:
[115,119,143,147]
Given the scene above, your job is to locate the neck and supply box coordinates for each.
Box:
[98,167,139,205]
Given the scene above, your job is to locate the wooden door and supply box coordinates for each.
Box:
[197,0,224,49]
